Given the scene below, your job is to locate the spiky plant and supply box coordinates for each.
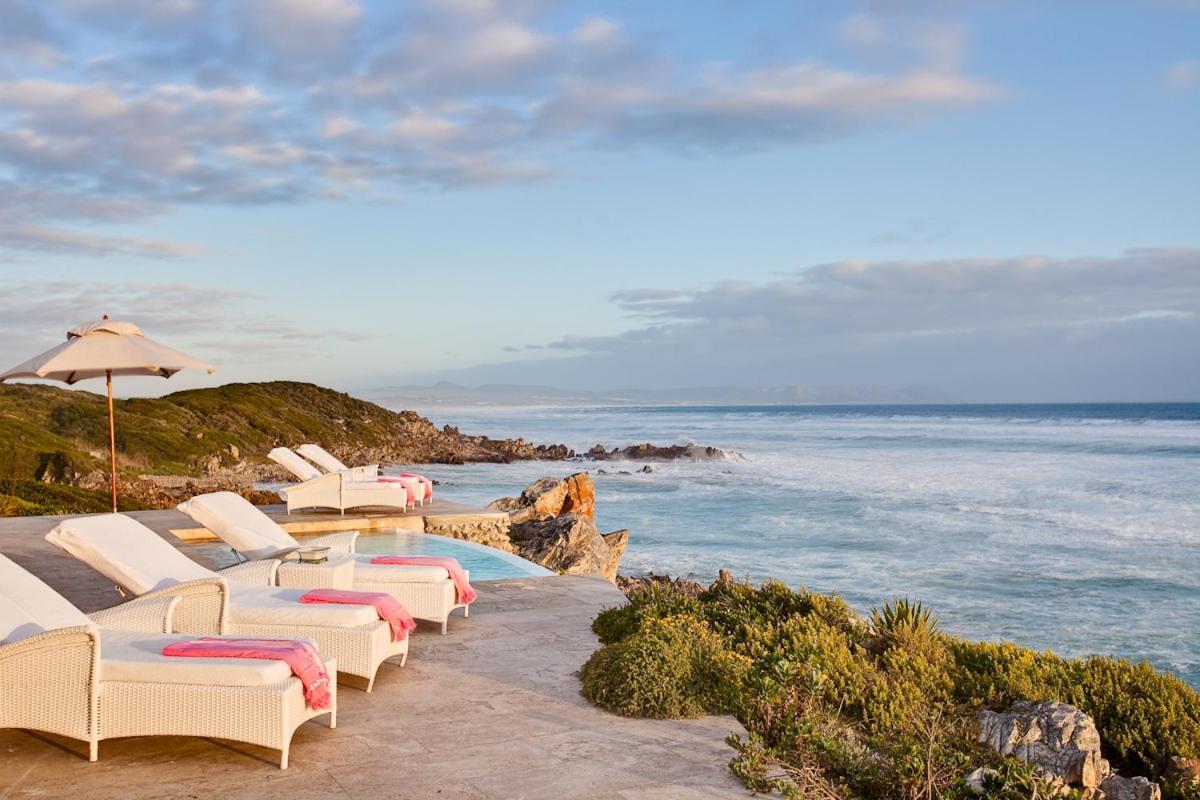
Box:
[870,598,940,639]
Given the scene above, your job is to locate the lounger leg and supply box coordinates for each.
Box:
[329,708,337,729]
[400,651,408,667]
[280,742,289,770]
[89,739,98,762]
[365,672,376,693]
[464,604,470,618]
[441,617,448,635]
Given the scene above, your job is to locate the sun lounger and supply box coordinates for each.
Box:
[297,443,432,505]
[44,514,408,690]
[0,552,335,768]
[177,491,471,634]
[268,447,414,514]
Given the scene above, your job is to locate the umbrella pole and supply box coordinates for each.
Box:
[106,369,117,513]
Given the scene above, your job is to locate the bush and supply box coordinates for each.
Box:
[581,576,1200,796]
[580,615,748,718]
[591,582,703,645]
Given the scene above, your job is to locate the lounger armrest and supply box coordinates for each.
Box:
[219,559,280,586]
[138,578,229,635]
[0,625,99,666]
[89,595,180,634]
[348,465,379,481]
[306,530,360,554]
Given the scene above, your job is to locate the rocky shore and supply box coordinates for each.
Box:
[0,380,731,516]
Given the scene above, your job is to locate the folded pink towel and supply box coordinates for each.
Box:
[162,638,332,710]
[370,555,477,605]
[375,475,417,504]
[300,589,416,641]
[398,473,433,501]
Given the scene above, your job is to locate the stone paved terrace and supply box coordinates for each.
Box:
[0,512,751,799]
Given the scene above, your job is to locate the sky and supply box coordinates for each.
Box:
[0,0,1197,402]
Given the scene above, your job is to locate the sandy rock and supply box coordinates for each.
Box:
[965,767,1001,795]
[1099,776,1160,800]
[1166,756,1200,782]
[978,701,1109,788]
[518,472,596,519]
[599,530,629,582]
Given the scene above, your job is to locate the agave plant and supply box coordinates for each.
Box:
[869,598,940,639]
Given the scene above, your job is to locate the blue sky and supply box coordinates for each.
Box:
[1,0,1197,401]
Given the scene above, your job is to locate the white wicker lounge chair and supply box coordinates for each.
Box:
[268,447,413,514]
[296,443,430,506]
[177,491,470,634]
[45,514,408,690]
[0,553,336,768]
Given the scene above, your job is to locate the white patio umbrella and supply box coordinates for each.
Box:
[1,317,215,512]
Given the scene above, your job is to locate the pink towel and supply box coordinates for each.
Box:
[398,473,433,501]
[162,638,332,710]
[299,589,416,641]
[369,555,477,605]
[374,476,416,504]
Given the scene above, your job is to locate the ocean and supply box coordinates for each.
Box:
[400,403,1200,687]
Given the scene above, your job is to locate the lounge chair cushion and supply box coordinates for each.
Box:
[46,514,214,595]
[99,631,296,687]
[268,447,323,481]
[296,444,348,473]
[178,491,298,559]
[350,557,450,584]
[228,585,379,628]
[0,553,93,644]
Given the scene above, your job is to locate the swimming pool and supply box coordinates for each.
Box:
[324,529,554,581]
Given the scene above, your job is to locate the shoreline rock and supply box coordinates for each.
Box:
[489,473,627,582]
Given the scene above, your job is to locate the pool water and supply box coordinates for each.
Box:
[336,529,553,581]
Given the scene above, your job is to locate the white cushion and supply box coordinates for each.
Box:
[46,514,215,596]
[350,556,450,584]
[178,491,297,559]
[268,447,323,481]
[296,444,347,474]
[228,585,379,628]
[99,631,296,687]
[0,553,93,644]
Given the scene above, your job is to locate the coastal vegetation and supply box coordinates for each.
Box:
[581,577,1200,799]
[0,381,572,514]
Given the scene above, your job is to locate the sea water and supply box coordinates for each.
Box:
[392,403,1200,687]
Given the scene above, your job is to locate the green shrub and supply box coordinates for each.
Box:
[581,576,1200,796]
[579,615,749,718]
[1070,657,1200,776]
[591,583,704,645]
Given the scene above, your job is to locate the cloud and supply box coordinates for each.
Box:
[0,280,370,371]
[1165,59,1199,90]
[0,1,1002,260]
[437,247,1200,401]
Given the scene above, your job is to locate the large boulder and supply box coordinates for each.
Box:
[491,473,626,582]
[978,701,1109,789]
[508,514,625,581]
[1099,776,1161,800]
[516,473,596,518]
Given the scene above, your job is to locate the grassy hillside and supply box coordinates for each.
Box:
[0,380,568,515]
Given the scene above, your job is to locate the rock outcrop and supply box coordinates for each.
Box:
[1100,775,1162,800]
[616,573,706,598]
[978,701,1109,789]
[489,473,627,582]
[586,442,739,461]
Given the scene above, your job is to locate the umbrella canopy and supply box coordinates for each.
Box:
[1,317,215,512]
[1,318,214,384]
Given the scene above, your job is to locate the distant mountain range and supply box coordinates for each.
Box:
[361,381,960,408]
